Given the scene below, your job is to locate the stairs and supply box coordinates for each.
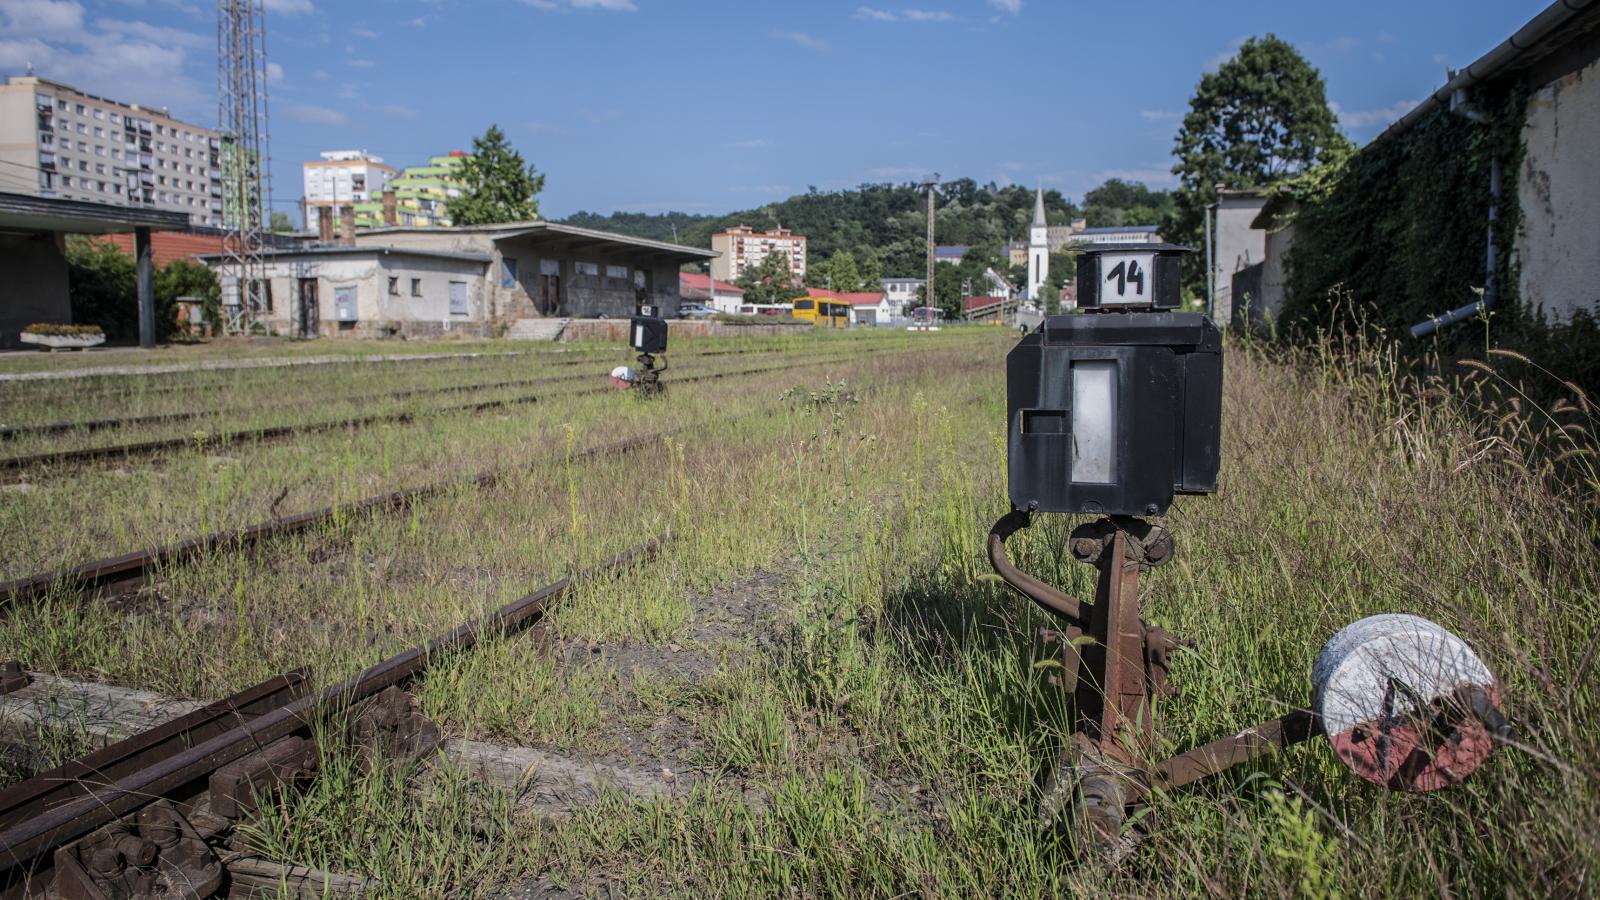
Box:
[505,318,569,341]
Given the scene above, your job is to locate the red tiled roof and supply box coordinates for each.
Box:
[94,231,229,267]
[679,271,744,295]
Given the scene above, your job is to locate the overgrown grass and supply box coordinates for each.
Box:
[6,325,1595,897]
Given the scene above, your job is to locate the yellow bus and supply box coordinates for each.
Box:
[793,297,851,328]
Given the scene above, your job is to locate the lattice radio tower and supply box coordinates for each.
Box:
[216,0,271,335]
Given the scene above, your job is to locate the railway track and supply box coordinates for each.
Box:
[0,344,776,440]
[0,343,967,605]
[0,349,856,475]
[0,537,662,899]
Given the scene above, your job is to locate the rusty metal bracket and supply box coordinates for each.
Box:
[48,800,222,900]
[348,686,440,766]
[208,735,319,820]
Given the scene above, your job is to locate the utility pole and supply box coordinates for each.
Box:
[217,0,270,335]
[922,173,939,315]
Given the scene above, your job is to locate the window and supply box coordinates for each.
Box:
[94,109,103,120]
[112,149,120,160]
[501,258,518,288]
[410,278,422,297]
[94,146,104,156]
[77,160,87,171]
[61,175,71,187]
[110,113,120,124]
[575,261,599,276]
[39,133,52,146]
[75,104,84,114]
[605,264,628,280]
[57,99,67,111]
[97,181,106,192]
[388,276,399,295]
[95,163,104,174]
[76,123,86,134]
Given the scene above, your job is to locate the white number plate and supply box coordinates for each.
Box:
[1100,252,1154,305]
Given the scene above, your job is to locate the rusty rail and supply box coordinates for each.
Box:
[0,345,772,441]
[0,537,662,894]
[0,670,309,825]
[0,352,848,474]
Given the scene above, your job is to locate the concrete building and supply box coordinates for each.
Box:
[354,153,467,228]
[881,277,924,319]
[679,271,744,313]
[200,222,714,339]
[1211,188,1268,325]
[709,225,807,283]
[1027,188,1048,300]
[0,191,188,348]
[0,76,224,227]
[303,150,397,230]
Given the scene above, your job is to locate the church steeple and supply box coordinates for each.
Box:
[1028,187,1050,303]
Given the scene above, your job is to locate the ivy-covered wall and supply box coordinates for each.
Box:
[1281,82,1529,335]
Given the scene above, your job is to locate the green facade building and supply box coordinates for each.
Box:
[353,151,466,228]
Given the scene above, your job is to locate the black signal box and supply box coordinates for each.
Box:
[1006,312,1222,516]
[630,316,668,354]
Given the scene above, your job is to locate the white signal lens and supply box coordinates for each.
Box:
[1071,360,1116,484]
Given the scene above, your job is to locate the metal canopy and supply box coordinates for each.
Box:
[0,192,190,236]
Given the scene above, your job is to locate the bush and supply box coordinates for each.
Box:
[65,238,221,343]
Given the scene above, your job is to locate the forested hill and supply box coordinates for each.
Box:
[557,178,1172,279]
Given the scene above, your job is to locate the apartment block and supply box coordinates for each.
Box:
[709,225,807,283]
[303,150,397,230]
[352,152,467,228]
[0,76,224,227]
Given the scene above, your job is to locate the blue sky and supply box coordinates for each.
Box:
[0,0,1552,219]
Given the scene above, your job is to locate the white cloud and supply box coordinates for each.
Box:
[93,17,205,48]
[1139,109,1181,122]
[1331,98,1418,129]
[856,6,953,21]
[524,0,638,10]
[987,0,1020,13]
[1,0,84,36]
[265,61,284,82]
[0,3,210,114]
[261,0,313,14]
[728,138,769,149]
[380,103,418,119]
[773,30,828,51]
[283,102,346,126]
[347,58,375,68]
[350,26,378,39]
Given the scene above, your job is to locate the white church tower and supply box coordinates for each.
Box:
[1027,187,1049,301]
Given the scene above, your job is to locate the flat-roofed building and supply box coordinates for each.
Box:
[0,76,224,227]
[303,150,397,230]
[202,222,716,339]
[710,224,806,283]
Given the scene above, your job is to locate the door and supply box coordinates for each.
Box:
[449,281,468,316]
[298,278,318,338]
[537,259,560,315]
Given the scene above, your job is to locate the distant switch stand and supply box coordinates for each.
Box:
[629,305,668,396]
[987,244,1511,858]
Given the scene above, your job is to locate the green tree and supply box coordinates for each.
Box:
[64,239,219,342]
[859,251,883,290]
[448,125,547,226]
[826,250,861,292]
[1170,35,1350,289]
[268,210,295,233]
[155,259,221,333]
[915,265,966,322]
[736,252,805,306]
[1082,178,1174,228]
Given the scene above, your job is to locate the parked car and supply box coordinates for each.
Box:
[679,303,716,319]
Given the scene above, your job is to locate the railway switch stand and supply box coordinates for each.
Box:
[628,303,668,398]
[990,245,1513,857]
